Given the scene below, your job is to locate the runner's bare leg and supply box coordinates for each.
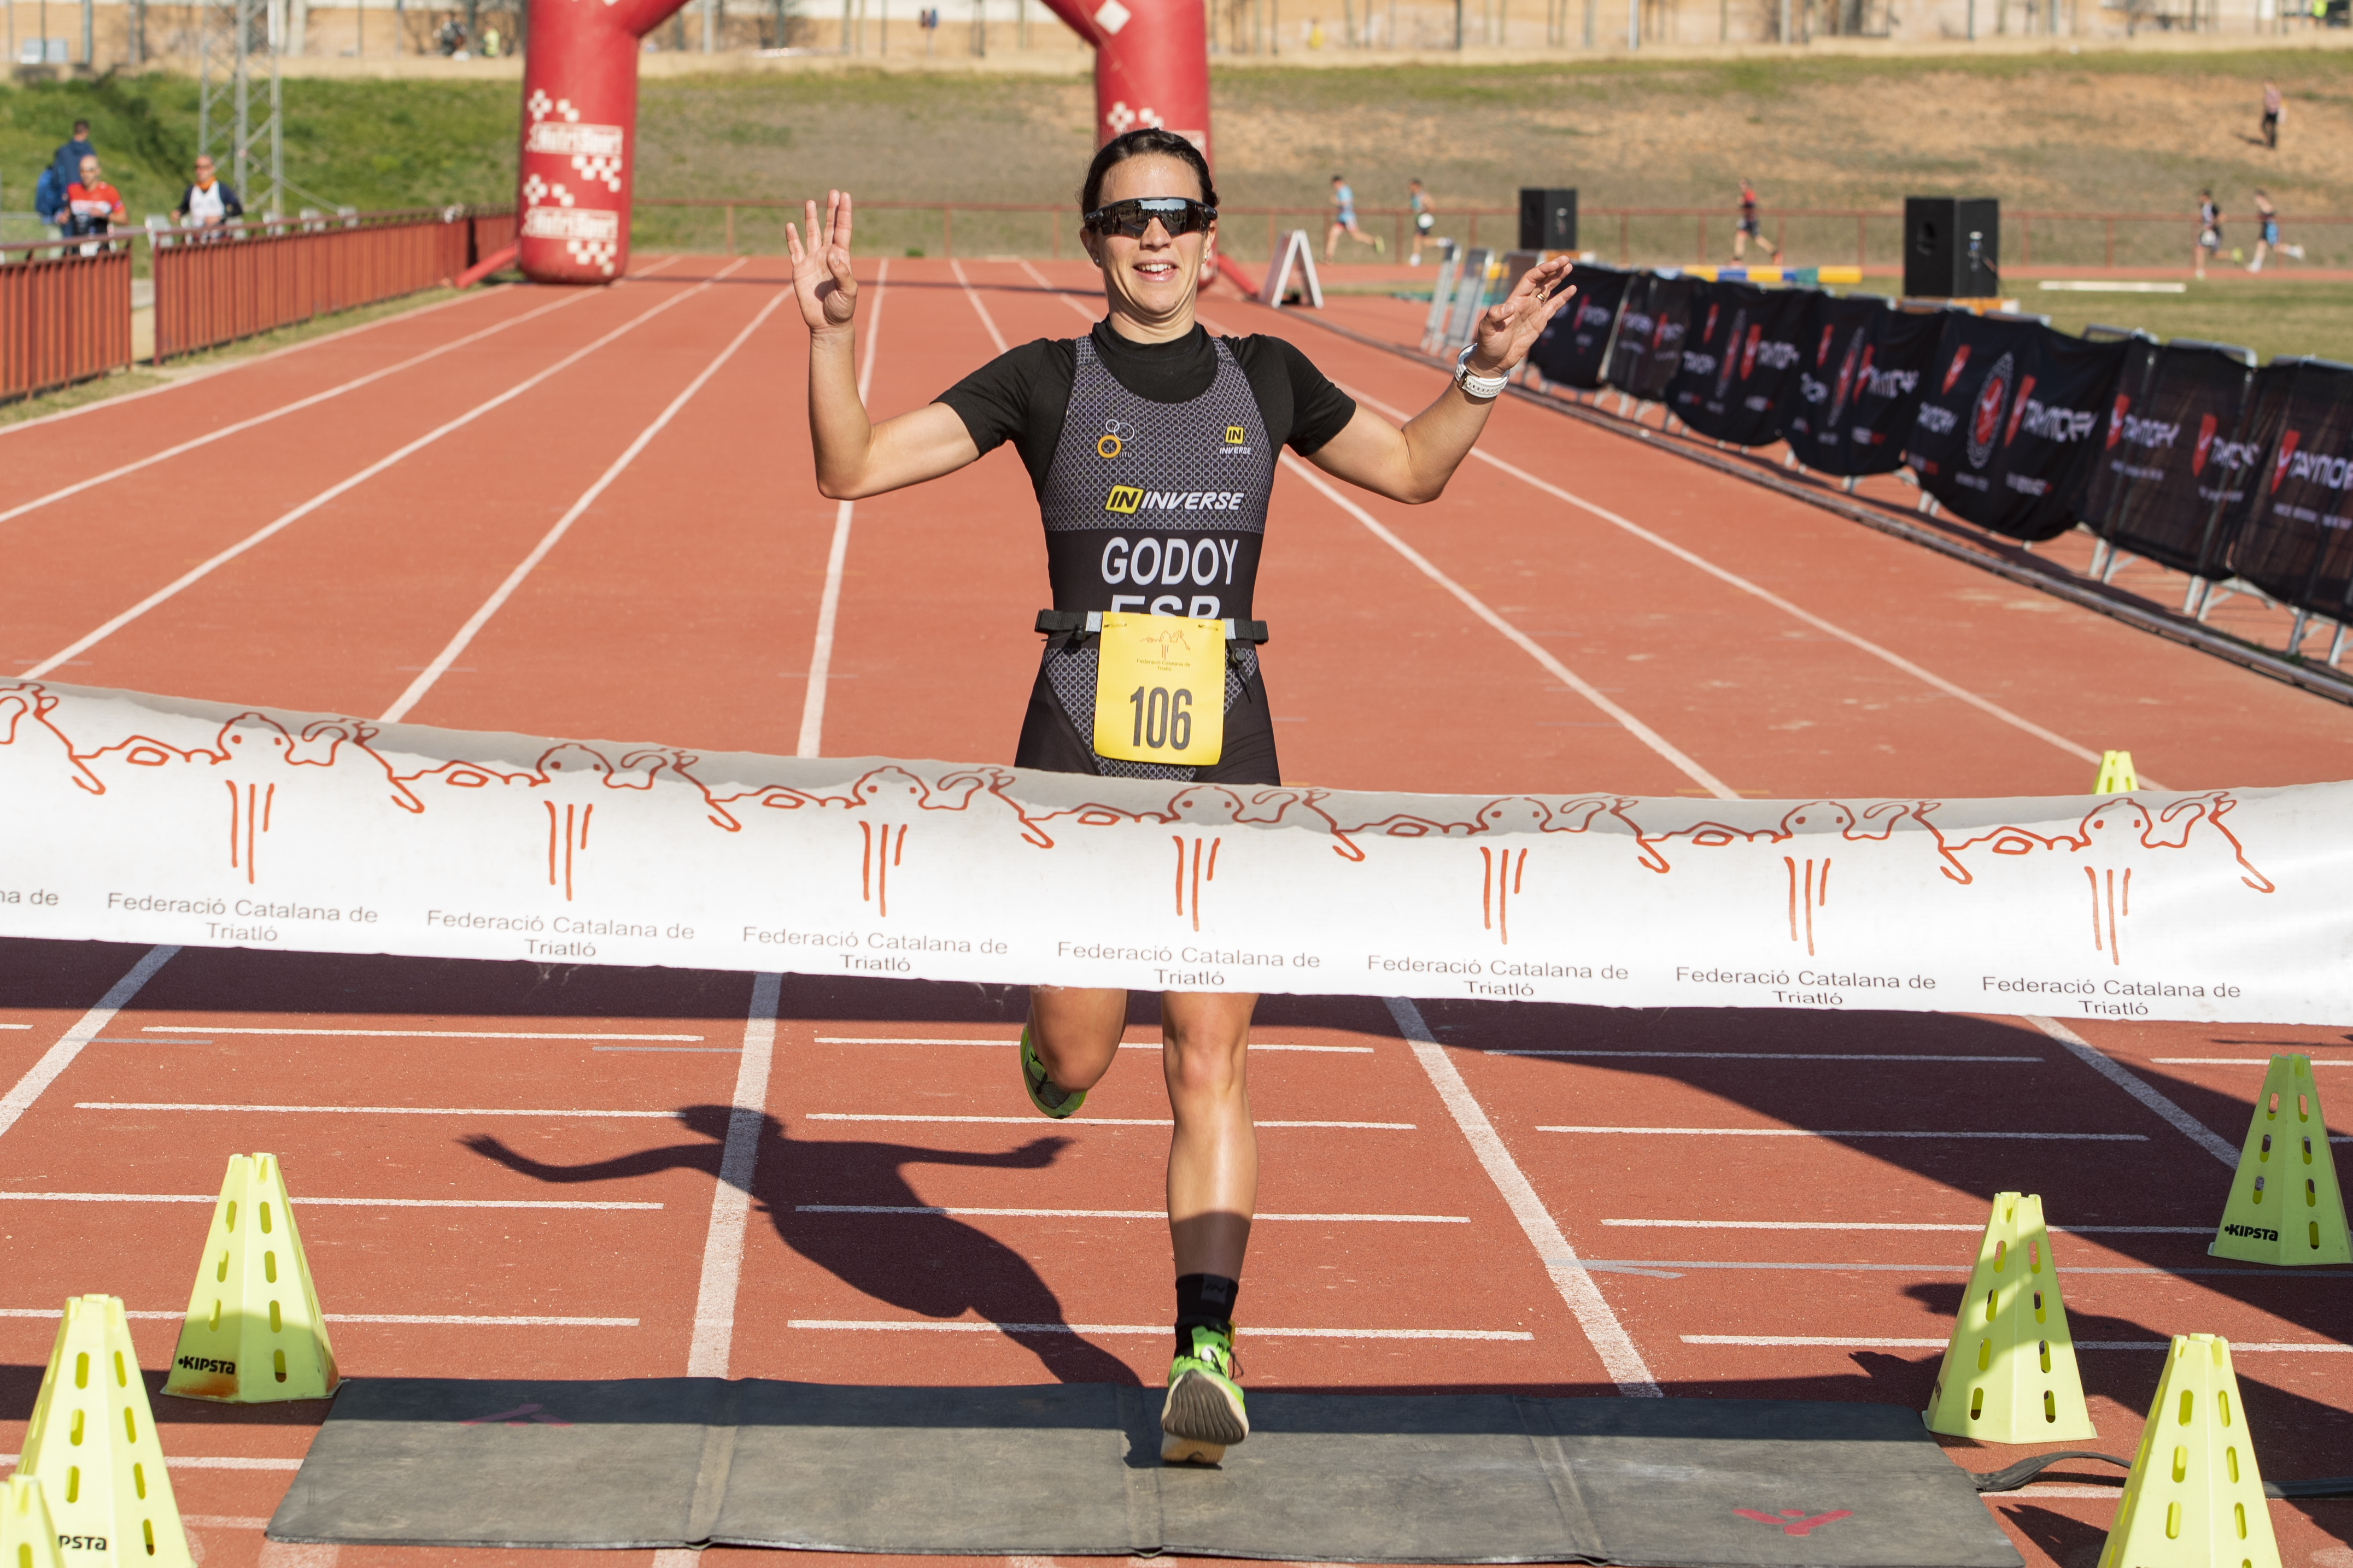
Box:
[1028,986,1259,1279]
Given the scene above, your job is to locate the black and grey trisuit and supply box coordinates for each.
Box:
[939,321,1357,784]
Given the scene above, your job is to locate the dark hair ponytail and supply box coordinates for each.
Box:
[1079,129,1218,214]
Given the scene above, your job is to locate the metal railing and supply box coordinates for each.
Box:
[150,206,486,362]
[0,232,134,401]
[634,197,2353,271]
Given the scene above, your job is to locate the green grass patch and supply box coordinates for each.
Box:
[2023,278,2353,367]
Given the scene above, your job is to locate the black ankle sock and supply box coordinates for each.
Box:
[1174,1273,1239,1355]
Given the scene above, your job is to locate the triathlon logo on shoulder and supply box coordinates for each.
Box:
[1965,351,2014,472]
[1097,419,1131,460]
[1105,485,1144,514]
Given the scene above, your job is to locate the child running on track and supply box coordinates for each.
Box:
[787,127,1571,1467]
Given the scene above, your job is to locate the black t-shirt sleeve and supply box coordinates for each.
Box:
[936,338,1076,488]
[1231,334,1358,456]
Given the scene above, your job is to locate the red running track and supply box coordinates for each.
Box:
[0,254,2348,1568]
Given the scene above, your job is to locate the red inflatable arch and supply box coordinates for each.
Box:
[513,0,1213,286]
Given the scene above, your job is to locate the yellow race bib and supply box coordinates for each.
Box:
[1092,613,1226,766]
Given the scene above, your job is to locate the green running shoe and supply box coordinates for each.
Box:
[1161,1323,1247,1464]
[1019,1026,1085,1120]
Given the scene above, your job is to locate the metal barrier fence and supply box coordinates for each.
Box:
[151,207,487,362]
[635,197,2353,271]
[0,232,133,402]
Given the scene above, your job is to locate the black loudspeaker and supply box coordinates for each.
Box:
[1519,188,1578,252]
[1904,197,2000,297]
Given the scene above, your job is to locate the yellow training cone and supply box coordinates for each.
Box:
[2093,750,2138,794]
[2210,1054,2351,1266]
[1923,1191,2095,1442]
[2097,1335,2281,1568]
[163,1153,339,1402]
[18,1295,193,1568]
[0,1475,68,1568]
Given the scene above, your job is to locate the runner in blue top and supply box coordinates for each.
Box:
[787,128,1571,1466]
[1325,172,1383,261]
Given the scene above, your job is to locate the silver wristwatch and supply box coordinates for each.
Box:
[1454,342,1509,401]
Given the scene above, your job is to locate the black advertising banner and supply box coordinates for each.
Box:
[2083,343,2260,578]
[1664,281,1742,436]
[1527,264,1630,391]
[1784,298,1944,478]
[2222,360,2353,616]
[1717,286,1816,447]
[1665,284,1817,447]
[1605,274,1696,401]
[1904,315,2129,542]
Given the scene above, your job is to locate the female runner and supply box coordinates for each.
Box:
[787,127,1570,1464]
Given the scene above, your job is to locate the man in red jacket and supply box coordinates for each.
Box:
[63,154,124,239]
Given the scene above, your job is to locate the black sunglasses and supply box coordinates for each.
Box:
[1084,197,1216,239]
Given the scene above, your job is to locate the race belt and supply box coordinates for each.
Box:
[1034,611,1268,768]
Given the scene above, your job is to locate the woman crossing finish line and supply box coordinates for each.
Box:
[787,128,1572,1466]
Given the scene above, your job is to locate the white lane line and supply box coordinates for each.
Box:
[1386,996,1661,1397]
[0,290,595,531]
[812,1035,1371,1053]
[1541,1125,2145,1141]
[1018,257,1094,316]
[144,1025,705,1041]
[2155,1056,2353,1066]
[685,972,782,1379]
[2027,1015,2238,1167]
[798,257,889,759]
[77,1102,676,1117]
[1490,1050,2038,1063]
[0,1191,659,1209]
[800,1113,1413,1129]
[21,279,715,680]
[0,946,178,1143]
[0,1024,32,1030]
[595,1046,742,1053]
[1603,1218,2211,1235]
[790,1320,1532,1341]
[0,1307,634,1325]
[381,265,772,723]
[1335,377,2141,780]
[1280,454,1737,801]
[795,1205,1468,1222]
[951,259,1011,354]
[1684,1335,2349,1353]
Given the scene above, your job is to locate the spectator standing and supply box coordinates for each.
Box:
[1407,177,1439,266]
[173,154,244,233]
[50,120,94,198]
[2194,189,2221,279]
[32,163,67,230]
[1323,173,1382,261]
[481,23,501,54]
[63,155,123,237]
[2261,81,2285,150]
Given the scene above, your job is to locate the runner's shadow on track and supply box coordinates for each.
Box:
[461,1106,1141,1387]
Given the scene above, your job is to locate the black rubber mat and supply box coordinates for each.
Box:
[267,1378,2022,1566]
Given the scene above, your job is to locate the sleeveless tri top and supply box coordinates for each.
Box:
[1021,332,1280,782]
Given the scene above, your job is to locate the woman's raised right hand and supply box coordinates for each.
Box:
[787,190,859,334]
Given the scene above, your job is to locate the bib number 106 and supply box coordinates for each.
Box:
[1127,685,1193,751]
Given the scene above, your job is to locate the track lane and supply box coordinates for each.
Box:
[28,262,764,713]
[2,267,729,686]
